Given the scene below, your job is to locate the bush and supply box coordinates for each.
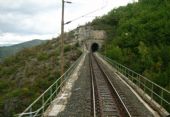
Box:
[37,52,49,61]
[64,45,72,52]
[106,45,123,62]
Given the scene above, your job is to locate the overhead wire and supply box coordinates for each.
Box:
[64,0,108,25]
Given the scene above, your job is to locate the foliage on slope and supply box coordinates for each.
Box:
[0,38,81,117]
[92,0,170,90]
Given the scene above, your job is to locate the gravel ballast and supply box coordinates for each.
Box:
[96,54,156,117]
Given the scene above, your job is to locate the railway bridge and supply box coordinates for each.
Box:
[18,41,170,117]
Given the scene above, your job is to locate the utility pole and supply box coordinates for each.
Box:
[60,0,64,76]
[60,0,72,76]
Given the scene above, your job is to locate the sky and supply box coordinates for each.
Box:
[0,0,136,46]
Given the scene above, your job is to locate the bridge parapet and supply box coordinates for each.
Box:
[17,53,85,117]
[99,54,170,117]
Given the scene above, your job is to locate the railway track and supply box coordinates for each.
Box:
[89,53,131,117]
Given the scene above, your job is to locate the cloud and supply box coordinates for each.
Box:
[0,0,136,45]
[0,0,61,35]
[0,33,55,45]
[0,0,60,14]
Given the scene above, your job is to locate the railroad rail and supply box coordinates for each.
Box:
[89,53,132,117]
[99,54,170,115]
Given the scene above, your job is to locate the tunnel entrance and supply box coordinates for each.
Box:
[91,43,99,52]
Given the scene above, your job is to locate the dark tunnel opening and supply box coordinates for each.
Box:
[91,43,99,52]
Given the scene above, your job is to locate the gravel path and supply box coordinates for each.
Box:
[57,55,91,117]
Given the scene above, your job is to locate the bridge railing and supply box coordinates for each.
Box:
[99,54,170,113]
[17,53,84,117]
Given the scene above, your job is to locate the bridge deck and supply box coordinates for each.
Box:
[44,53,157,117]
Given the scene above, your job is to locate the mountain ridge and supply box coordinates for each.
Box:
[0,39,47,59]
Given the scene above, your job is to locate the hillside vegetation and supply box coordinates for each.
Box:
[0,38,81,117]
[92,0,170,91]
[0,39,46,59]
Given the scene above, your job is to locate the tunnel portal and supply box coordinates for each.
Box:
[91,43,99,52]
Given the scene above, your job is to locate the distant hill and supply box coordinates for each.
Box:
[0,39,46,59]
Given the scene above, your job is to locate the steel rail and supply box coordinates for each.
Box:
[89,54,96,117]
[93,54,132,117]
[99,53,170,113]
[90,53,105,117]
[90,53,132,117]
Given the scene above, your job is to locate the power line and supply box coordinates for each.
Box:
[64,0,108,25]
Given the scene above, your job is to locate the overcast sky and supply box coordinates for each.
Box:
[0,0,136,46]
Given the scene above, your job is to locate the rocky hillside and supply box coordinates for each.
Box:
[0,39,46,59]
[0,37,81,117]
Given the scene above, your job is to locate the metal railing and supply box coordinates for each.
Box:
[99,54,170,113]
[17,53,84,117]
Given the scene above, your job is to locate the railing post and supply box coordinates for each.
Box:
[161,89,163,107]
[151,83,154,100]
[144,79,146,93]
[137,75,140,86]
[56,82,58,96]
[127,70,129,78]
[131,72,134,83]
[64,74,67,86]
[123,67,125,75]
[42,95,44,113]
[119,65,121,73]
[130,71,133,81]
[131,72,133,83]
[122,66,124,74]
[139,76,141,88]
[50,88,53,102]
[118,64,120,71]
[120,65,121,72]
[63,74,66,85]
[116,64,118,71]
[117,64,119,71]
[114,63,117,70]
[29,107,32,117]
[121,65,123,73]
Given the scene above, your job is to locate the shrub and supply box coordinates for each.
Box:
[37,52,49,61]
[64,45,72,52]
